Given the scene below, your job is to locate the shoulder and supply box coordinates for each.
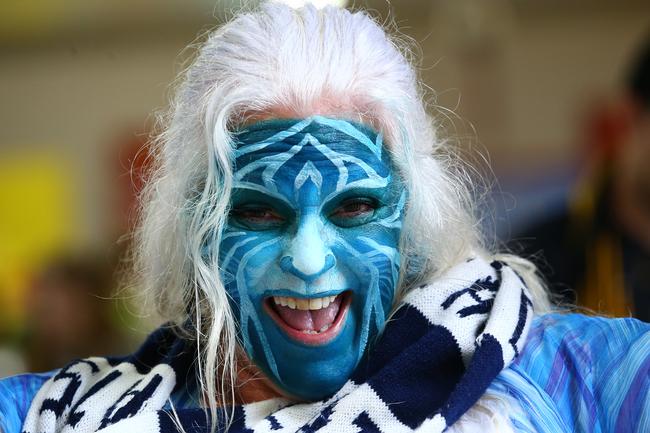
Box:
[498,313,649,432]
[517,312,649,373]
[0,372,56,433]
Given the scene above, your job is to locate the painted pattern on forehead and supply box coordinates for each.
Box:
[233,116,391,203]
[219,116,407,398]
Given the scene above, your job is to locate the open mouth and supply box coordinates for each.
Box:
[264,291,351,346]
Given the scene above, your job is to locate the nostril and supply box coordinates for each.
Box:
[280,254,336,282]
[323,254,336,272]
[279,256,294,273]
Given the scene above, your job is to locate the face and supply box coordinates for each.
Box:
[218,116,405,400]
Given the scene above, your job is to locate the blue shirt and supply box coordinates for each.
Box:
[2,313,648,432]
[490,313,650,433]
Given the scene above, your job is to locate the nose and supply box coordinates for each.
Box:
[280,216,335,283]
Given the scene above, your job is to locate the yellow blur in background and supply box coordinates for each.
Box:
[0,154,76,330]
[1,0,649,375]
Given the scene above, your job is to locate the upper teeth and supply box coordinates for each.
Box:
[273,295,338,310]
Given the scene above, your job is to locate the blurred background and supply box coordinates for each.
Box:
[1,0,649,376]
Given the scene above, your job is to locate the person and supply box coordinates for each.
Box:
[514,36,650,321]
[1,4,648,433]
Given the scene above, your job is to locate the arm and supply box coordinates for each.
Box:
[507,313,650,432]
[0,373,55,433]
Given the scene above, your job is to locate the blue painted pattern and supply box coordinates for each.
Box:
[218,116,405,400]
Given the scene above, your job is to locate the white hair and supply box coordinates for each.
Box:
[133,2,551,431]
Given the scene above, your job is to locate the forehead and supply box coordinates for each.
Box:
[233,117,392,198]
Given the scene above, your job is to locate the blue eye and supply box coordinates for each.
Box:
[329,197,378,228]
[230,205,285,230]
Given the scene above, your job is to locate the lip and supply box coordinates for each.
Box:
[263,291,352,346]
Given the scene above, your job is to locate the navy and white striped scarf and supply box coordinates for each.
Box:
[21,257,533,433]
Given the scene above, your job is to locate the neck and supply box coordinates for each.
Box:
[232,351,292,405]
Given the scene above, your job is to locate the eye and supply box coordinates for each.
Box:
[229,205,285,230]
[329,197,378,227]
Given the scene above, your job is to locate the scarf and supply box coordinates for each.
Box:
[21,257,533,433]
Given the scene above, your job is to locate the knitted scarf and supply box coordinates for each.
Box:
[21,257,533,433]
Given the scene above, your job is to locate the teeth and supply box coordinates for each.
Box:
[272,294,339,311]
[301,325,331,335]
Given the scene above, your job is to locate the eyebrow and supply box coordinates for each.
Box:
[320,179,391,205]
[231,183,294,208]
[233,172,393,211]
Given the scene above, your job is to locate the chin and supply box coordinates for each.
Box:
[253,300,363,401]
[275,356,357,401]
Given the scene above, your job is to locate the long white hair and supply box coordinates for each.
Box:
[133,2,551,430]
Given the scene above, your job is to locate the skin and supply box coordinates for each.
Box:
[218,116,405,400]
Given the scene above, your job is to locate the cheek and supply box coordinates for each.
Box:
[334,226,401,291]
[243,250,280,289]
[219,233,283,296]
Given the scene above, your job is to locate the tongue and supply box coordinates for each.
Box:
[274,296,342,332]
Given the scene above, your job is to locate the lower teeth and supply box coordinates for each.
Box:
[301,324,331,335]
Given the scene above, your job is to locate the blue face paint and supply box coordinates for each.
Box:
[218,116,405,400]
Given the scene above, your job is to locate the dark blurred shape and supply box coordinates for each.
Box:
[23,254,125,372]
[629,36,650,110]
[514,34,650,320]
